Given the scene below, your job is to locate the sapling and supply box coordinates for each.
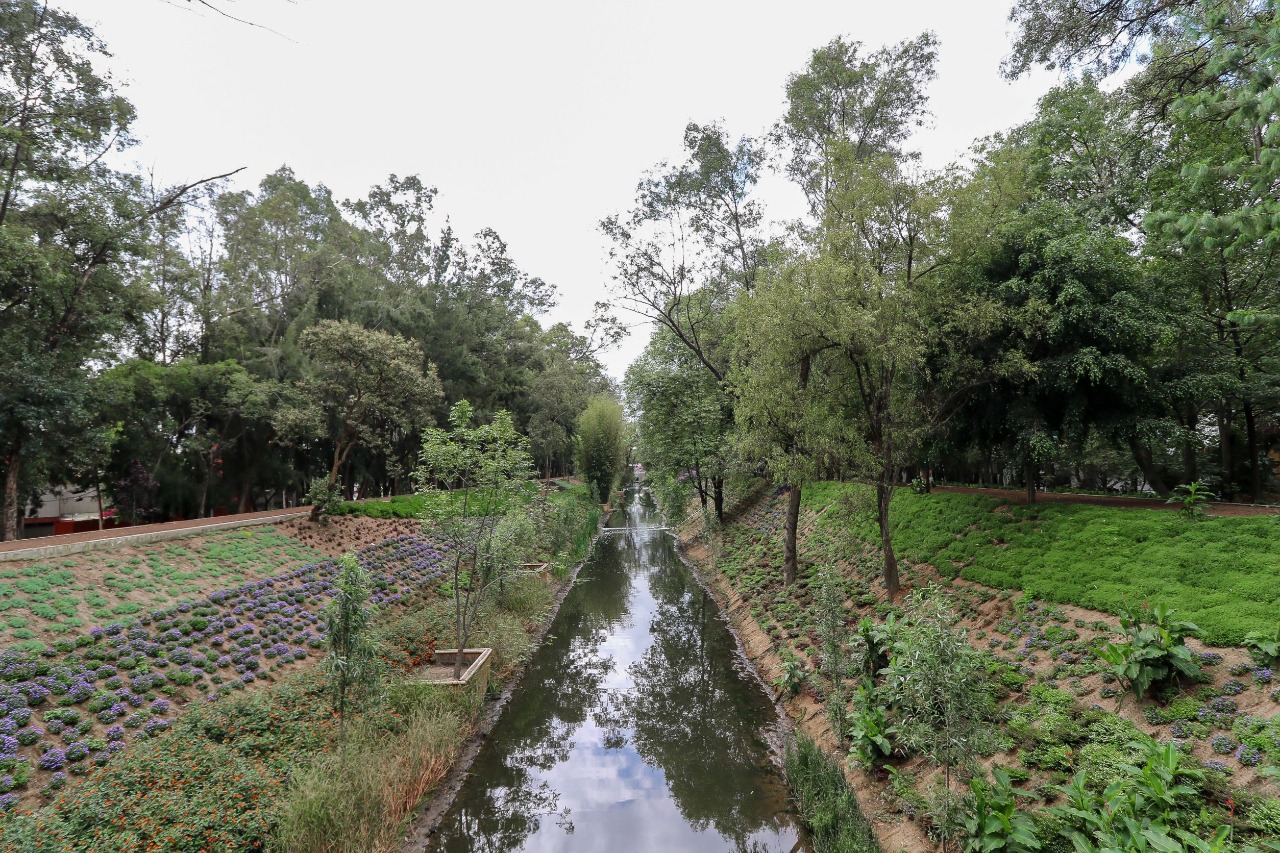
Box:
[415,401,537,679]
[323,553,382,747]
[885,588,997,853]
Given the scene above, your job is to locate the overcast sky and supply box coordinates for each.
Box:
[62,0,1059,378]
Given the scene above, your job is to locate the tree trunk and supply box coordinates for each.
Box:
[1216,408,1234,500]
[237,477,253,514]
[712,477,725,523]
[783,484,800,586]
[2,442,20,542]
[1127,437,1170,498]
[1025,461,1037,505]
[1244,399,1261,502]
[877,482,900,602]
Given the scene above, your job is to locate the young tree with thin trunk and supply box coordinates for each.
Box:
[323,553,381,747]
[415,401,536,680]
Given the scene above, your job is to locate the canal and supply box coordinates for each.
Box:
[430,488,806,852]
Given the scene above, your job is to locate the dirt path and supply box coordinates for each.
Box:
[934,485,1279,517]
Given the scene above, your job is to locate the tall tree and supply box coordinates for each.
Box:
[575,395,627,505]
[274,320,441,521]
[0,1,233,538]
[775,32,939,218]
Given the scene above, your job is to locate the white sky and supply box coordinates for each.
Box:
[62,0,1060,378]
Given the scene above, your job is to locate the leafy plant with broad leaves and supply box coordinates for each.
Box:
[1048,739,1225,852]
[1166,482,1215,520]
[1243,624,1280,669]
[1099,605,1201,701]
[963,768,1040,852]
[854,614,896,683]
[774,655,808,697]
[847,686,897,768]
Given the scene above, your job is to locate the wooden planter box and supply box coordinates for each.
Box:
[404,648,492,703]
[522,561,550,580]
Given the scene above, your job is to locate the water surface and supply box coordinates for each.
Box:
[431,490,805,853]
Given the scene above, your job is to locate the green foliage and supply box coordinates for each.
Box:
[303,476,343,524]
[415,400,537,675]
[1048,739,1219,852]
[275,707,463,853]
[574,394,626,504]
[774,653,809,698]
[1243,625,1280,669]
[964,769,1041,853]
[1099,605,1200,701]
[323,554,382,739]
[884,590,998,772]
[847,686,897,768]
[785,735,882,853]
[810,486,1280,646]
[1166,483,1215,521]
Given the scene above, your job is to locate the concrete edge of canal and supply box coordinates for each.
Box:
[399,505,612,852]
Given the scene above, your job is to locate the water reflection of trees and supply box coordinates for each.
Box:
[432,537,634,852]
[433,492,801,852]
[608,545,798,847]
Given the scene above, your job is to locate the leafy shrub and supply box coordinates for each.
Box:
[1099,605,1201,700]
[963,768,1040,853]
[303,477,344,524]
[847,687,896,768]
[1166,482,1215,520]
[1243,625,1280,669]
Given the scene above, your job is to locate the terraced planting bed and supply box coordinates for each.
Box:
[0,531,449,810]
[0,528,329,650]
[688,484,1280,851]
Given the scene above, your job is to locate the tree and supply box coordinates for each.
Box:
[0,1,237,538]
[527,323,613,479]
[575,396,626,505]
[626,325,733,521]
[885,591,998,852]
[775,32,939,218]
[415,401,535,679]
[601,121,764,506]
[274,320,441,521]
[730,33,950,595]
[1003,0,1204,79]
[323,553,381,746]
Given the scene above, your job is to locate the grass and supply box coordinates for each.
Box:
[275,705,464,853]
[784,735,880,853]
[804,484,1280,647]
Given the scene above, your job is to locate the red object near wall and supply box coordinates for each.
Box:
[52,518,132,536]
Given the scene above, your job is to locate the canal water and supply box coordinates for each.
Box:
[431,489,806,853]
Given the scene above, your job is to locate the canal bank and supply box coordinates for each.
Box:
[674,498,894,852]
[419,488,807,852]
[400,505,607,852]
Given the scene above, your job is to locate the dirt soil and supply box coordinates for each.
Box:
[275,515,422,556]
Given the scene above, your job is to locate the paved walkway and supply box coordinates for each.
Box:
[0,507,308,557]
